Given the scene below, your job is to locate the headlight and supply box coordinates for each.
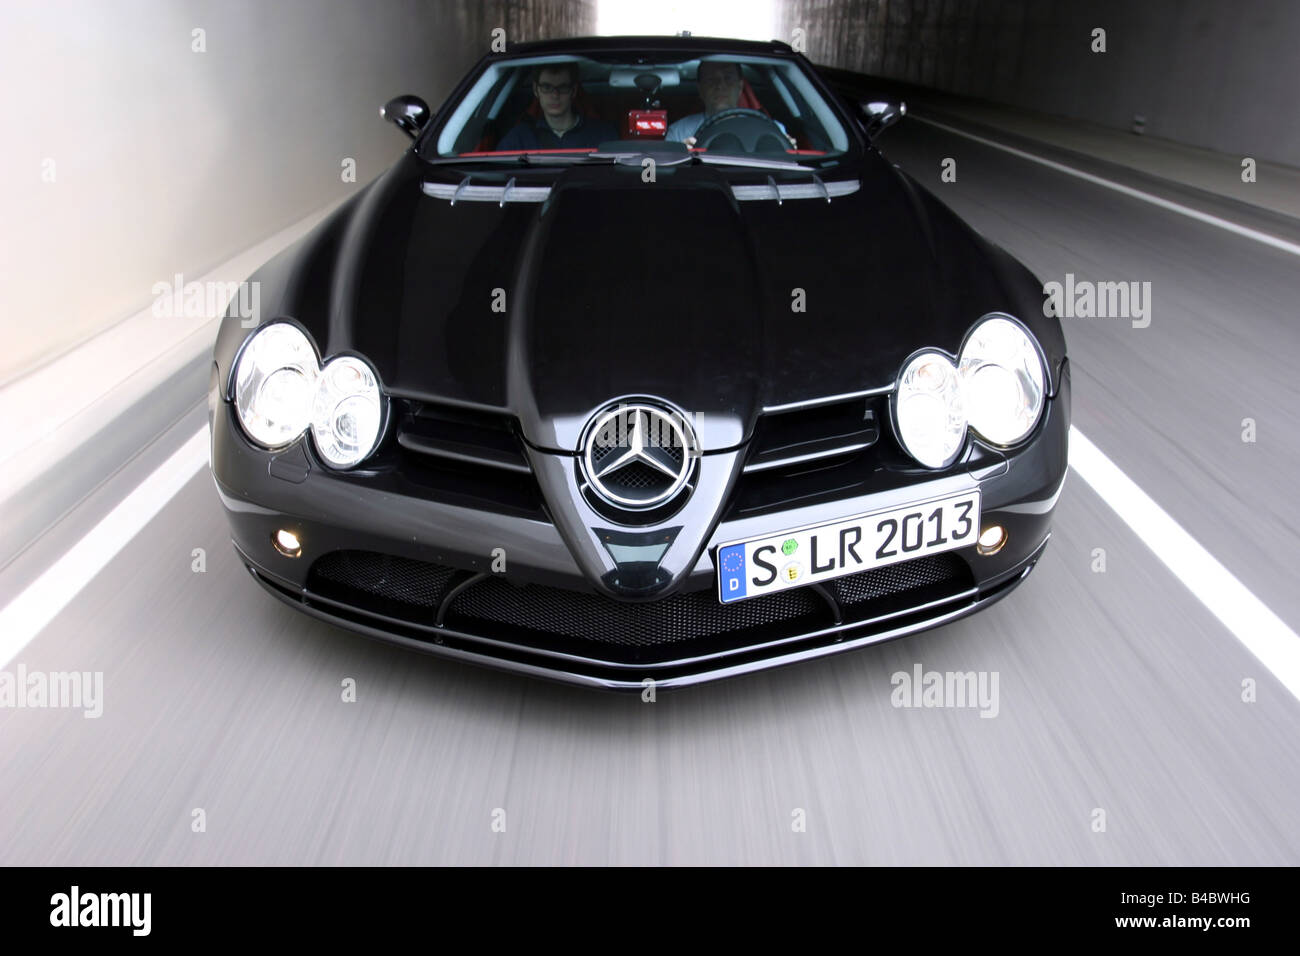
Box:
[233,322,318,448]
[232,321,386,467]
[893,351,966,468]
[311,356,383,467]
[958,315,1045,446]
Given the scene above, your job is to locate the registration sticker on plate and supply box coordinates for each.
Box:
[716,490,980,604]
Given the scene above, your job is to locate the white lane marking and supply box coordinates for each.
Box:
[1068,426,1300,702]
[0,427,208,669]
[912,115,1300,259]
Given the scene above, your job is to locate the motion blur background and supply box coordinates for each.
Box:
[1,0,1297,864]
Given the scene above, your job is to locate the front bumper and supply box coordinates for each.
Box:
[210,363,1070,690]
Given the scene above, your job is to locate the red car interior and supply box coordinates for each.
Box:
[471,73,814,153]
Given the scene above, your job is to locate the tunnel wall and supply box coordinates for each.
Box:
[777,0,1300,168]
[0,0,594,386]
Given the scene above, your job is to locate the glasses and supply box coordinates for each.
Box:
[536,82,574,96]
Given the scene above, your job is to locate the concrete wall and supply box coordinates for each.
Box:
[0,0,594,386]
[777,0,1300,167]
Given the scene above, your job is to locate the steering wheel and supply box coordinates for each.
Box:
[691,108,790,153]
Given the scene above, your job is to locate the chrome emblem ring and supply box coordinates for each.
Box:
[580,402,698,510]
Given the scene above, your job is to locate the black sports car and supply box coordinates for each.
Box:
[209,35,1070,690]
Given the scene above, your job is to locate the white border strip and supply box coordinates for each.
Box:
[912,115,1300,259]
[1068,426,1300,701]
[0,427,209,669]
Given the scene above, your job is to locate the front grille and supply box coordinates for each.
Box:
[395,400,529,472]
[601,459,668,492]
[448,576,822,648]
[729,395,1008,518]
[382,399,545,517]
[832,552,966,605]
[747,395,882,470]
[310,551,458,610]
[303,547,974,667]
[731,394,886,516]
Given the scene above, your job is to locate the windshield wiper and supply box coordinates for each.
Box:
[577,150,813,171]
[426,151,823,172]
[427,151,619,167]
[582,149,691,167]
[583,150,816,171]
[425,153,536,166]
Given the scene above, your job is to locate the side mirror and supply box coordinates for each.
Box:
[381,95,431,139]
[858,100,906,140]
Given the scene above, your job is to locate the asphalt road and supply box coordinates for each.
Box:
[2,111,1298,865]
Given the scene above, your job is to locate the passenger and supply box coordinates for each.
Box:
[497,63,618,150]
[665,60,793,147]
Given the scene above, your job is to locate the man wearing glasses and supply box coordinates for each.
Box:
[497,63,618,150]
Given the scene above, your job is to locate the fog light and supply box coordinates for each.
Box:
[273,528,302,557]
[977,525,1006,555]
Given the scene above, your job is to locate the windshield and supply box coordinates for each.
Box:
[424,53,853,166]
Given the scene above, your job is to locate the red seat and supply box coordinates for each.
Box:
[737,78,765,112]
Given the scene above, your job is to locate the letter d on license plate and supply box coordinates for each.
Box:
[716,490,980,604]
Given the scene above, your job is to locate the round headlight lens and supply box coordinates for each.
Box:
[894,351,966,468]
[311,356,383,467]
[233,323,318,448]
[959,316,1045,446]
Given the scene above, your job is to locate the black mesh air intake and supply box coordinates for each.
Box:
[831,552,967,605]
[309,551,458,609]
[304,548,971,663]
[447,577,823,648]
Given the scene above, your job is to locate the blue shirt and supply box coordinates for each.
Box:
[497,113,619,151]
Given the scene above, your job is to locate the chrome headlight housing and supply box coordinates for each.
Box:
[958,315,1046,446]
[891,314,1048,469]
[232,322,319,449]
[311,355,384,468]
[892,350,967,469]
[231,321,386,468]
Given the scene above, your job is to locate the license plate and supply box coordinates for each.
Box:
[716,490,980,604]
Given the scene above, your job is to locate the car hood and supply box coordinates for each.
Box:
[223,149,1064,453]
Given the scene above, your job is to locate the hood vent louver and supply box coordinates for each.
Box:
[731,174,859,202]
[422,176,551,205]
[423,172,858,205]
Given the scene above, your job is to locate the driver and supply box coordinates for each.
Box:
[665,60,793,147]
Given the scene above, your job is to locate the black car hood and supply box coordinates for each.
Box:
[220,149,1065,453]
